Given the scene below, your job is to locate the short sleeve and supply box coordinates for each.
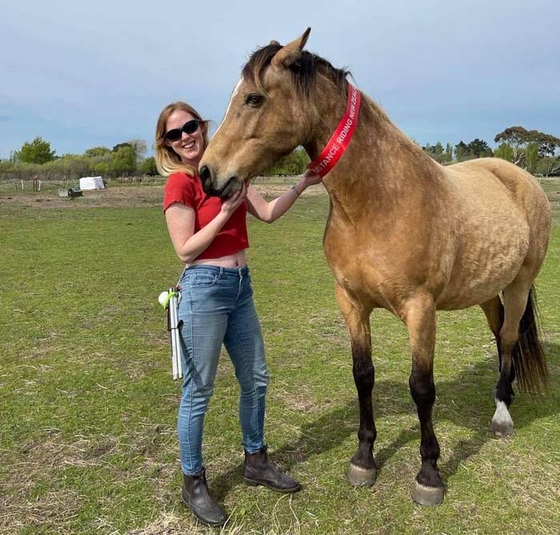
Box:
[163,172,196,212]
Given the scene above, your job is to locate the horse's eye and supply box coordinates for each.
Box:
[245,93,263,107]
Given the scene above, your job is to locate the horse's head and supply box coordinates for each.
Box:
[199,29,313,198]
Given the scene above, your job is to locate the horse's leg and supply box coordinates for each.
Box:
[479,295,515,436]
[405,294,444,506]
[489,281,532,437]
[480,295,504,359]
[335,284,377,486]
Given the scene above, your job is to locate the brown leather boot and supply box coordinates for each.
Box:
[182,468,227,527]
[244,446,301,493]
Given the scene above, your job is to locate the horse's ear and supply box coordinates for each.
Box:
[271,27,311,69]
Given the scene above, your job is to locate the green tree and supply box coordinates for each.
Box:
[110,145,137,177]
[527,130,560,157]
[525,142,539,174]
[535,156,560,177]
[112,142,133,153]
[421,142,449,164]
[85,147,112,158]
[494,126,528,162]
[455,141,468,161]
[494,142,515,162]
[494,126,560,161]
[466,138,493,158]
[494,126,528,147]
[444,143,453,163]
[141,156,158,176]
[14,137,57,164]
[93,161,110,177]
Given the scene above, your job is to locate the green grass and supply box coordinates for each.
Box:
[1,180,559,534]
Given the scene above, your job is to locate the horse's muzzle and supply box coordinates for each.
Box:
[198,165,234,199]
[199,165,238,199]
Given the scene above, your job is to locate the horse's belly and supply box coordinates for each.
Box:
[323,192,532,313]
[437,223,529,310]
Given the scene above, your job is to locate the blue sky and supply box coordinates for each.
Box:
[1,0,559,159]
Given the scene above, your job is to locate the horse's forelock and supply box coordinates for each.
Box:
[242,44,282,92]
[242,44,350,100]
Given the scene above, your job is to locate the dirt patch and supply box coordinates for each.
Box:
[0,185,165,210]
[0,179,324,211]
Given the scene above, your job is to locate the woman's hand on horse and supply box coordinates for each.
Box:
[301,169,322,188]
[221,182,248,214]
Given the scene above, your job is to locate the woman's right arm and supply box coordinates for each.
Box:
[165,186,247,263]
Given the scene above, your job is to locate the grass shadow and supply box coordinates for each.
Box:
[212,340,560,498]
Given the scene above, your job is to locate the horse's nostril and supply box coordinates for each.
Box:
[199,165,211,183]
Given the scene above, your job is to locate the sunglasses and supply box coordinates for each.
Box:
[164,119,200,142]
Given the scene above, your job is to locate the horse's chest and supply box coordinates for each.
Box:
[323,225,387,300]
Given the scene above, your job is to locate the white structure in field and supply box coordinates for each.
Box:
[79,176,105,190]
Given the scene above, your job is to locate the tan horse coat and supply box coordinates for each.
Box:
[199,28,551,505]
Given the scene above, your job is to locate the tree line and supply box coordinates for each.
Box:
[420,126,560,176]
[1,125,559,183]
[0,138,158,183]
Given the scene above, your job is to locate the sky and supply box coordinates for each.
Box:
[1,0,559,159]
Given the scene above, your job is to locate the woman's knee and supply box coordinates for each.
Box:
[237,372,268,398]
[182,379,215,406]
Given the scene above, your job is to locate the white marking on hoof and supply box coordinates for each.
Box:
[491,399,514,437]
[347,463,376,487]
[411,481,444,506]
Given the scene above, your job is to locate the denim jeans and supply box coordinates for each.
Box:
[177,265,269,475]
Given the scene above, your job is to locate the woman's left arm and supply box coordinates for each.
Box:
[246,170,322,223]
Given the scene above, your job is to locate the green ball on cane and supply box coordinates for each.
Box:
[158,290,176,309]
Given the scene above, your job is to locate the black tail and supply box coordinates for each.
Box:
[513,286,550,393]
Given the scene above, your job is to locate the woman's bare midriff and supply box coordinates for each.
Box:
[188,250,247,269]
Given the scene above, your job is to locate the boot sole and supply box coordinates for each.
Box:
[244,477,302,493]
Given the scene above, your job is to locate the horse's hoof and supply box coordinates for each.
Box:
[347,463,376,487]
[411,481,444,506]
[491,420,515,438]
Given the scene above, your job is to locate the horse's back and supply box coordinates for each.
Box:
[446,158,550,252]
[448,158,549,214]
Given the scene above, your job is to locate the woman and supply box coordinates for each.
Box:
[155,101,321,527]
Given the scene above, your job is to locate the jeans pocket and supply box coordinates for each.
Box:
[189,273,218,287]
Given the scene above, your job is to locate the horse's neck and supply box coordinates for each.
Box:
[309,93,441,206]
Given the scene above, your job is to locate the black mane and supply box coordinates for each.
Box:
[242,43,350,99]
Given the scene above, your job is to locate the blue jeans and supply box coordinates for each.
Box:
[177,265,269,475]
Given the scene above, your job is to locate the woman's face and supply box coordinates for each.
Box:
[165,109,205,167]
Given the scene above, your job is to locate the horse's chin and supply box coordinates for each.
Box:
[201,176,238,198]
[218,176,242,199]
[218,176,256,199]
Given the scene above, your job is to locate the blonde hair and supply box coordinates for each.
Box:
[154,101,210,177]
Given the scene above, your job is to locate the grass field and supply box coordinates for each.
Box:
[1,178,559,534]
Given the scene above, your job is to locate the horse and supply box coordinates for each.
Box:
[198,28,551,505]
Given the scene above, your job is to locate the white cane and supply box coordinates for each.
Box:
[158,288,184,380]
[169,288,184,380]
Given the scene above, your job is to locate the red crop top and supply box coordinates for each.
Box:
[163,172,249,260]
